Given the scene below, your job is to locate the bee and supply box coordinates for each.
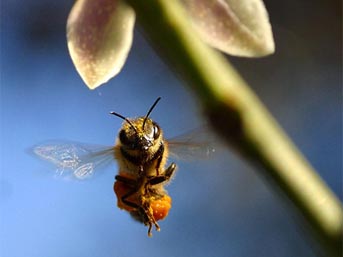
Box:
[33,97,214,236]
[110,97,176,236]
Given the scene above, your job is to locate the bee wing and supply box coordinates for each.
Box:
[167,127,217,161]
[32,140,116,180]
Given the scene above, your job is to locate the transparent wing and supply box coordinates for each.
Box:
[167,127,217,161]
[32,140,116,180]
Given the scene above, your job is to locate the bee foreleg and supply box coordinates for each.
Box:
[148,163,177,186]
[165,162,177,178]
[154,144,165,176]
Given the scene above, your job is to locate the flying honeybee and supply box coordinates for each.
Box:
[33,97,214,236]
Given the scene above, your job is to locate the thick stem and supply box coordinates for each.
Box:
[125,0,343,255]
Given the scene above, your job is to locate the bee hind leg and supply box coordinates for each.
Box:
[133,202,160,237]
[115,176,161,236]
[147,221,160,237]
[145,218,159,237]
[120,189,160,236]
[121,190,159,235]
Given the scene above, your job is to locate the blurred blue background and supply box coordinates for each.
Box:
[1,1,341,257]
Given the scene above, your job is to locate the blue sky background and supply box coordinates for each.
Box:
[1,1,341,257]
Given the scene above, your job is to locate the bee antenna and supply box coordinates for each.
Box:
[143,97,161,129]
[110,111,138,133]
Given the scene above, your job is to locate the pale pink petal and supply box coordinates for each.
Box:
[67,0,135,89]
[181,0,275,57]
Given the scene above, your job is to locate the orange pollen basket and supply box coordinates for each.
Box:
[150,195,172,221]
[113,180,172,221]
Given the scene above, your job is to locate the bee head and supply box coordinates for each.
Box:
[110,97,162,152]
[118,117,161,151]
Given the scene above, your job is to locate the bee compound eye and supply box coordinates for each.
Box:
[153,124,160,139]
[119,129,131,145]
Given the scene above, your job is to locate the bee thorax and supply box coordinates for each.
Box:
[120,143,164,166]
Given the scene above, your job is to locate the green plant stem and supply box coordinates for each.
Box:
[125,0,342,255]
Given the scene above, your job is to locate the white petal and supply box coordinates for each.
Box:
[67,0,135,89]
[181,0,275,57]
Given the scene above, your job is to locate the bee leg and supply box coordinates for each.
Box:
[115,175,141,209]
[114,176,161,236]
[141,201,160,237]
[148,163,177,186]
[121,189,159,233]
[115,175,137,186]
[154,144,165,176]
[120,188,141,210]
[147,224,153,237]
[115,175,145,211]
[116,179,160,235]
[164,162,177,179]
[147,220,160,237]
[131,198,159,237]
